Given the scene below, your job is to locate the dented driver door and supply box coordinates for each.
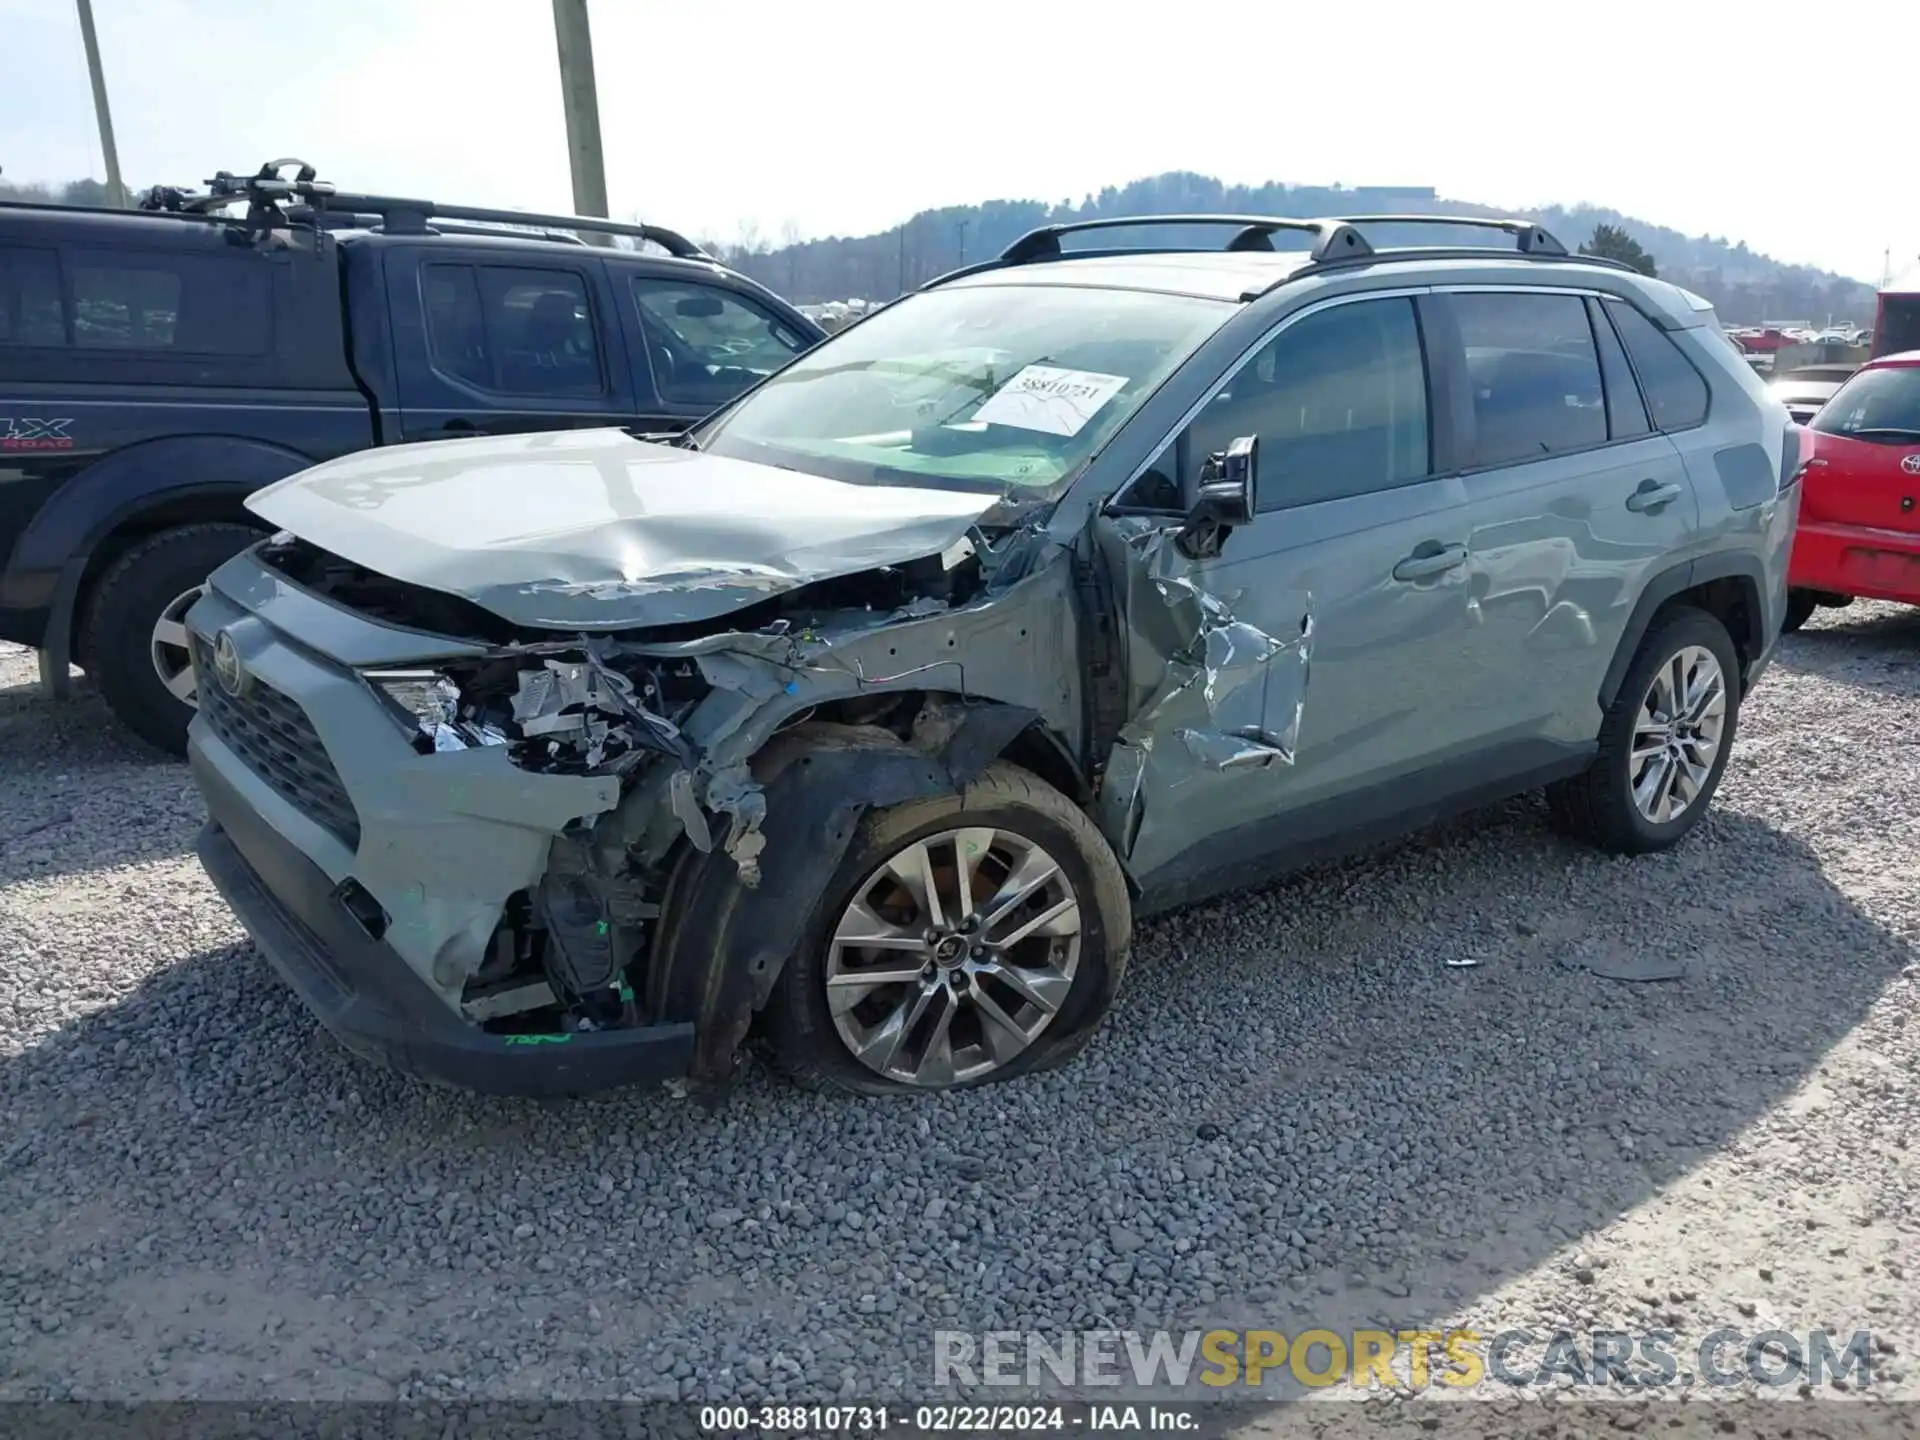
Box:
[1094,291,1477,902]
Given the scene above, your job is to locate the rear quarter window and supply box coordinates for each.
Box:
[1604,298,1710,431]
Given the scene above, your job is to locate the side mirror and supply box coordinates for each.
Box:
[1176,435,1257,559]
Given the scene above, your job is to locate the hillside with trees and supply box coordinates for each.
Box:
[5,171,1873,326]
[708,173,1873,326]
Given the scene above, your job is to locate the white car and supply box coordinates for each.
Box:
[1769,362,1858,424]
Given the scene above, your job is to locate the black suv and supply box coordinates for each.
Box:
[0,162,824,753]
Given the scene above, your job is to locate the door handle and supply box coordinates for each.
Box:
[438,418,482,437]
[1626,481,1683,513]
[1392,544,1468,582]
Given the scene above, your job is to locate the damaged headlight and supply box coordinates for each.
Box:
[363,648,705,775]
[362,669,509,753]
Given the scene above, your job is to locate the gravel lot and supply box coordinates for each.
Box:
[2,608,1917,1417]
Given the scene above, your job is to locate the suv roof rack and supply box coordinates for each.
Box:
[999,215,1373,265]
[136,159,708,257]
[1322,213,1568,256]
[955,211,1618,297]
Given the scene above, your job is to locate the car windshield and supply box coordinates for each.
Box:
[693,283,1233,494]
[1810,365,1920,439]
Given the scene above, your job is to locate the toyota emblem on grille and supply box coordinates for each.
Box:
[1902,454,1920,476]
[211,630,248,697]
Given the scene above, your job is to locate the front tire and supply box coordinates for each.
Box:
[766,762,1132,1096]
[1547,605,1741,855]
[82,523,262,757]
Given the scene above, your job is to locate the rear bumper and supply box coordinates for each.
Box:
[194,743,696,1097]
[1790,520,1920,605]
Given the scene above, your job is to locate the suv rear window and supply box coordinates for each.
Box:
[1605,299,1710,431]
[1810,365,1920,440]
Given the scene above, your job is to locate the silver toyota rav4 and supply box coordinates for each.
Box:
[186,214,1800,1098]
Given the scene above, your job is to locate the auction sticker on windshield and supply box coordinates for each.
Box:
[972,365,1129,436]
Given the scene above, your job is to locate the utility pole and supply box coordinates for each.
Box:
[551,0,612,245]
[956,217,969,267]
[74,0,126,208]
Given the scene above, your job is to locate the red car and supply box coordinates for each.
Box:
[1784,349,1920,630]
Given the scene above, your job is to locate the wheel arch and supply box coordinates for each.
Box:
[646,696,1086,1086]
[25,435,314,684]
[1599,553,1769,710]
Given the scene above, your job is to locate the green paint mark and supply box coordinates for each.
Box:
[503,1033,574,1046]
[617,983,635,1002]
[596,920,610,935]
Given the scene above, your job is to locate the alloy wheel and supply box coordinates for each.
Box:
[149,585,204,707]
[824,827,1083,1088]
[1630,644,1727,824]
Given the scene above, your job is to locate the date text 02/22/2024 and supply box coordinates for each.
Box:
[696,1403,1200,1433]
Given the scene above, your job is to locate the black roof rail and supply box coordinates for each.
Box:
[999,214,1373,265]
[924,210,1630,302]
[1238,243,1637,302]
[138,159,707,256]
[1320,213,1569,256]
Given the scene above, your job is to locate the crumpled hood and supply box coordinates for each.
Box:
[246,427,1001,630]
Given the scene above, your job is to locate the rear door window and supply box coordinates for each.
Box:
[629,278,810,407]
[1604,298,1710,431]
[1451,291,1607,466]
[420,263,605,398]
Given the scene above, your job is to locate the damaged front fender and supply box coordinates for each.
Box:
[645,708,1039,1084]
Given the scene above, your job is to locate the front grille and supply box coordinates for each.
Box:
[192,636,362,850]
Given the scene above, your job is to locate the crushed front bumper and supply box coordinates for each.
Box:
[194,746,696,1095]
[185,549,699,1096]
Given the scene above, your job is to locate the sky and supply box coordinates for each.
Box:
[2,0,1914,285]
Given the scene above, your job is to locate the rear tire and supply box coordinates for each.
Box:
[1782,589,1818,633]
[1547,605,1741,855]
[766,762,1132,1097]
[82,523,262,757]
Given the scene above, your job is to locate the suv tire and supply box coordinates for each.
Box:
[1547,605,1741,855]
[766,762,1131,1096]
[1782,589,1819,633]
[82,522,262,757]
